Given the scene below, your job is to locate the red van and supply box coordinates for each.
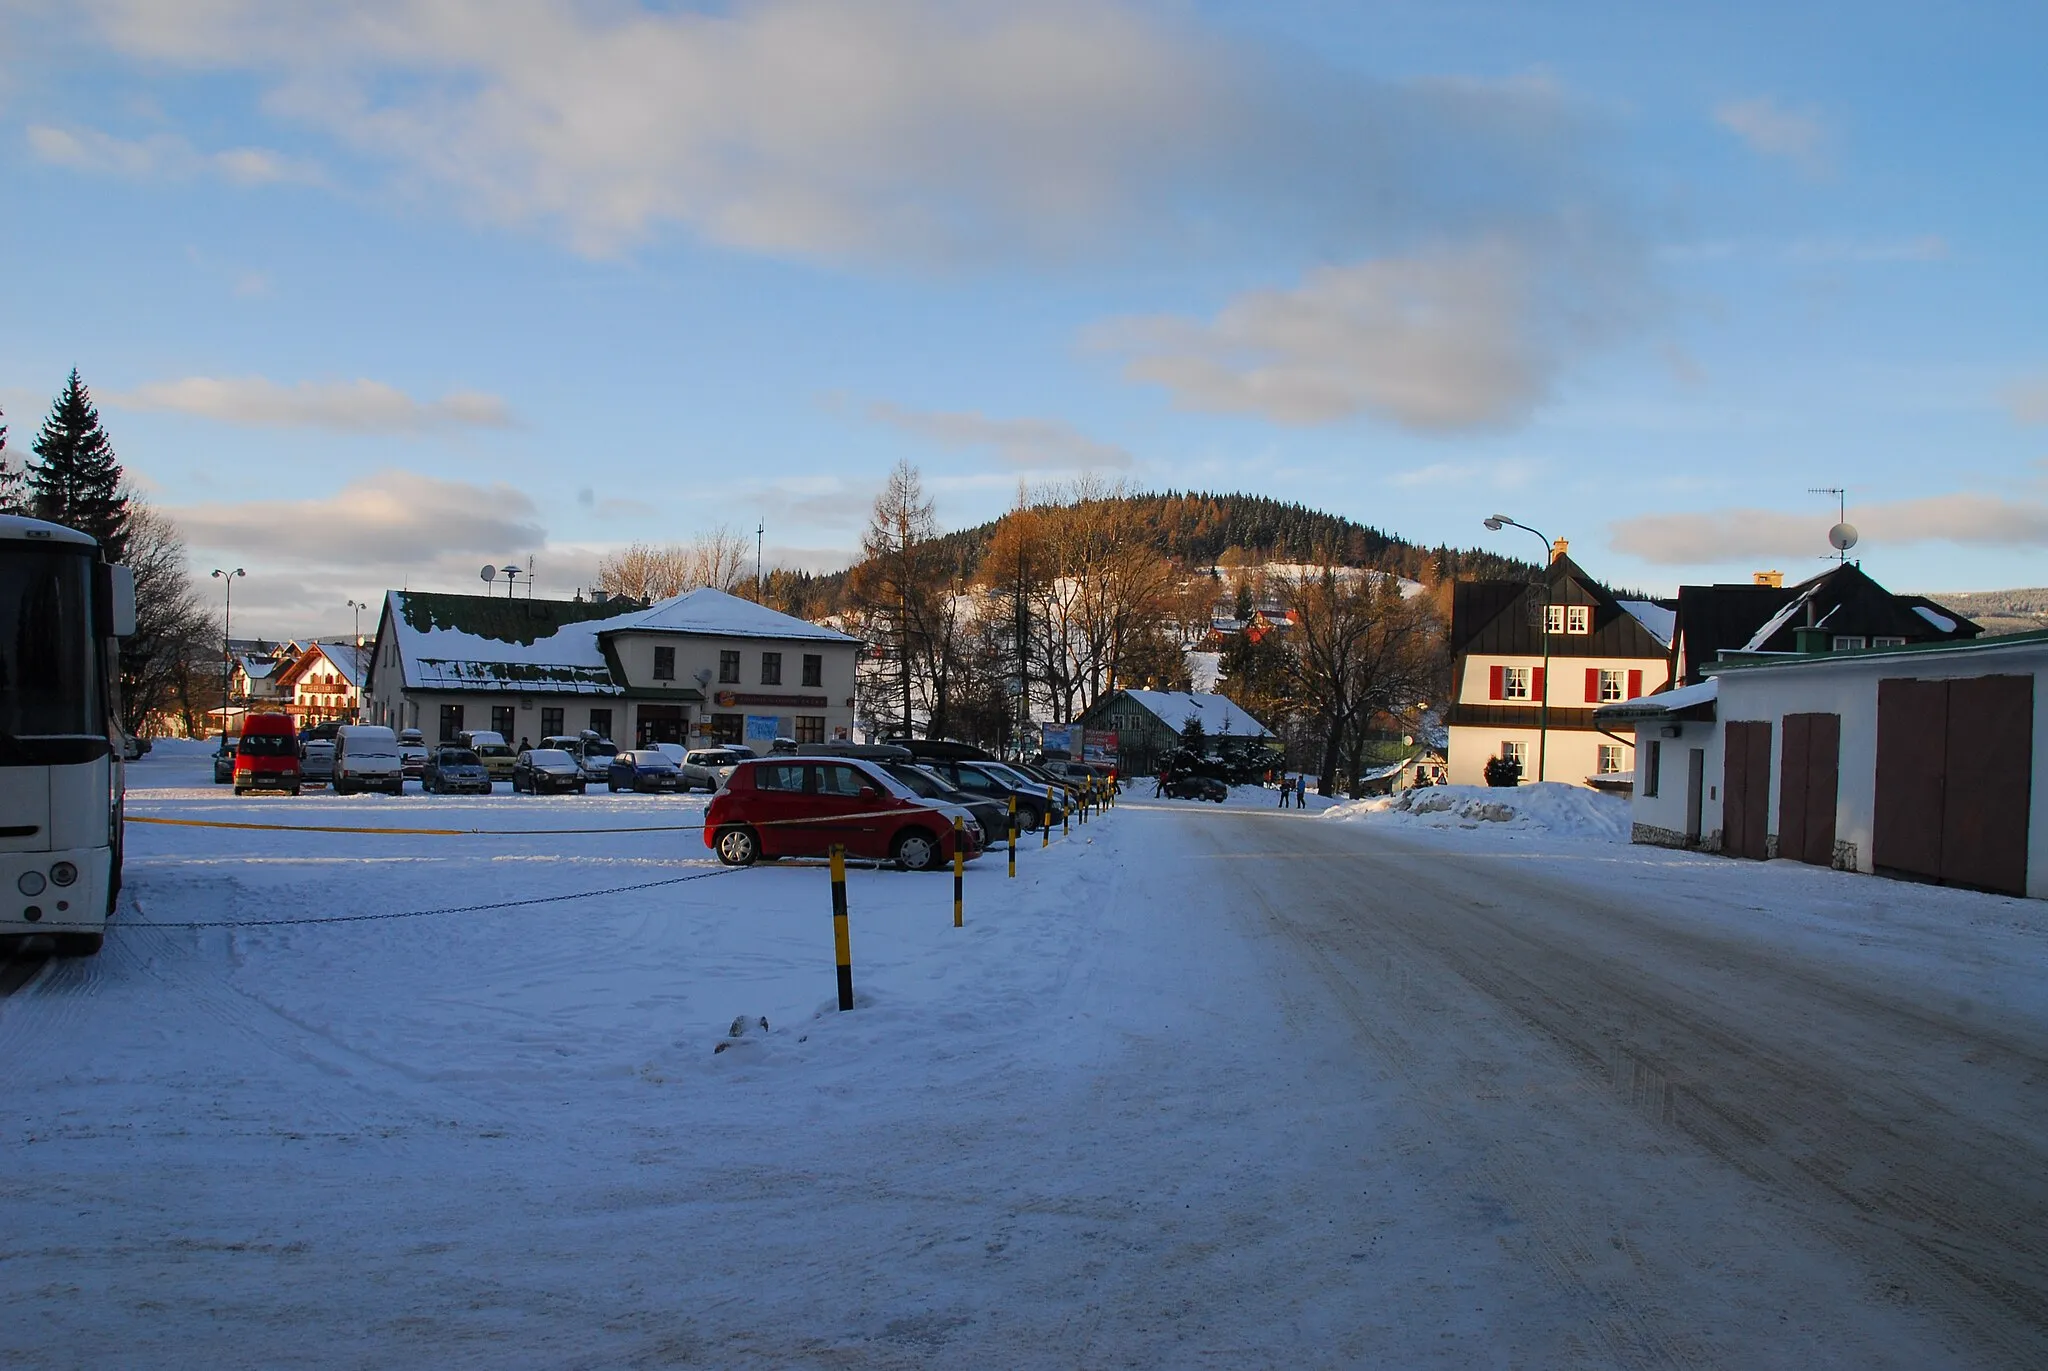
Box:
[704,757,984,870]
[233,712,302,795]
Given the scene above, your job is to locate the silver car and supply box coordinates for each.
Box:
[678,747,750,793]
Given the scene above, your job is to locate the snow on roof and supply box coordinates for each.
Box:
[385,587,854,694]
[236,655,278,680]
[1592,676,1718,723]
[1617,599,1676,647]
[606,587,859,643]
[1913,604,1958,633]
[1121,689,1273,739]
[1742,591,1816,652]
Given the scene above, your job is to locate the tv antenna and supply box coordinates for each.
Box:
[1810,487,1856,563]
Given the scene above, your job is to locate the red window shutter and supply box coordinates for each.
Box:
[1585,668,1600,703]
[1487,665,1503,700]
[1628,669,1643,699]
[1532,667,1544,701]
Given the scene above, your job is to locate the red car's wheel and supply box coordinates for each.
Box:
[714,825,760,867]
[893,827,941,872]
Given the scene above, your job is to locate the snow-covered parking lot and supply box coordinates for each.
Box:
[6,753,2048,1367]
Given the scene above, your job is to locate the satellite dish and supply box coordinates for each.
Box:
[479,565,497,583]
[1828,523,1859,552]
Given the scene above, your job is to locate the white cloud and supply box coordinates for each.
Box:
[1091,237,1635,430]
[171,469,546,567]
[1610,493,2048,566]
[108,376,513,431]
[1713,96,1829,169]
[1389,457,1539,491]
[27,123,325,185]
[53,0,1624,264]
[866,401,1131,470]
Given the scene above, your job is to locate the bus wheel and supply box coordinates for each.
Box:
[56,933,103,957]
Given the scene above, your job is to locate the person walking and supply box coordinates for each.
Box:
[1277,774,1291,809]
[1295,774,1307,808]
[1155,765,1168,798]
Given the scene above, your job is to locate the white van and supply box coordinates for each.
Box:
[333,724,405,795]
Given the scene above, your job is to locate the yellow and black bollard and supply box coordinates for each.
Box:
[1043,786,1053,847]
[1007,793,1018,878]
[830,843,853,1011]
[953,815,964,927]
[1062,786,1070,836]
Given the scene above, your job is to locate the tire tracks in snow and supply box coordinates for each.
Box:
[1253,816,2048,1370]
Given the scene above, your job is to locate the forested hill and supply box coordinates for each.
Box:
[918,491,1536,583]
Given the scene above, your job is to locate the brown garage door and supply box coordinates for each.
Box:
[1778,712,1841,867]
[1722,720,1772,859]
[1875,675,2033,896]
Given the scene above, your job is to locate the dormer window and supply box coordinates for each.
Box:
[1567,605,1590,634]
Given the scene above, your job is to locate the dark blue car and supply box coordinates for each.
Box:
[607,750,683,793]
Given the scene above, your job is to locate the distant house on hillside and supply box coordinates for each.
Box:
[1356,747,1449,796]
[364,587,861,750]
[1078,689,1276,775]
[1448,544,1674,788]
[1669,564,1980,686]
[275,640,367,727]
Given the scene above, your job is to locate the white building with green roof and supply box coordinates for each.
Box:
[364,587,862,750]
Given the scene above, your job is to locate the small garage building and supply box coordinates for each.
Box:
[1598,632,2045,898]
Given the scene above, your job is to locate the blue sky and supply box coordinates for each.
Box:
[2,0,2043,638]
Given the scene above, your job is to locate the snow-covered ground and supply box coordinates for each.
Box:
[6,749,2047,1365]
[1325,780,1633,841]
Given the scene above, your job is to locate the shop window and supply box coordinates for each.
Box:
[795,715,825,743]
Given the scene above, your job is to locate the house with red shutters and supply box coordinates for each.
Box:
[1447,542,1674,787]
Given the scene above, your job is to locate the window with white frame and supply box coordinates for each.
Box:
[1502,666,1532,699]
[1832,635,1867,651]
[1598,669,1626,702]
[1544,604,1565,634]
[1500,740,1527,771]
[1597,743,1625,774]
[1872,636,1906,647]
[1567,605,1590,634]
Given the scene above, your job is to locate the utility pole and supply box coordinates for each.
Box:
[756,520,765,601]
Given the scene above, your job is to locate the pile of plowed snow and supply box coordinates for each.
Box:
[1323,782,1630,842]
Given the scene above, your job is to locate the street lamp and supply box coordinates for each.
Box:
[211,568,246,735]
[1482,515,1555,783]
[346,598,369,722]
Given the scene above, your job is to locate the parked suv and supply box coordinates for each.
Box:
[704,757,983,870]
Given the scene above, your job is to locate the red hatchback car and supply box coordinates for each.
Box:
[705,757,985,870]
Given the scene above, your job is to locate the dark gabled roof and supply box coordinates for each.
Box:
[397,592,627,645]
[1450,554,1668,661]
[1671,564,1981,685]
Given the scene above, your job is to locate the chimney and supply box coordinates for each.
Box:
[1550,538,1568,563]
[1752,570,1784,588]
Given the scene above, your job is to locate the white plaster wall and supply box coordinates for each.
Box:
[1447,725,1635,788]
[1698,640,2048,893]
[1456,654,1672,706]
[1627,720,1723,844]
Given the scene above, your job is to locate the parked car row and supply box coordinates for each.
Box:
[705,754,985,871]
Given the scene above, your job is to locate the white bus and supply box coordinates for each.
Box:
[1,513,135,956]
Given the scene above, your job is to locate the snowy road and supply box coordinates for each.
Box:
[4,755,2046,1367]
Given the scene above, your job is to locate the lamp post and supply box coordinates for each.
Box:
[1482,516,1554,783]
[346,599,368,722]
[211,568,246,735]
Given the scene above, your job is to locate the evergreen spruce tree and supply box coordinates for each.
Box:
[29,369,128,558]
[0,401,25,514]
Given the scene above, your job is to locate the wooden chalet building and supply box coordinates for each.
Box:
[1448,544,1673,787]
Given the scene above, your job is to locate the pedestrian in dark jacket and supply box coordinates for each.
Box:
[1277,775,1290,808]
[1295,774,1307,808]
